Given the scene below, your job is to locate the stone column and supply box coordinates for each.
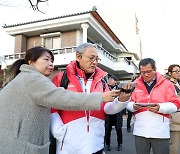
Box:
[81,23,89,43]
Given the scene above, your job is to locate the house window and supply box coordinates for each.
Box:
[40,32,61,50]
[126,57,132,61]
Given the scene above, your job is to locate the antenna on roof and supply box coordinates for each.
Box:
[92,6,97,11]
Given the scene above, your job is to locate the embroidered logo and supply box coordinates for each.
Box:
[68,84,75,88]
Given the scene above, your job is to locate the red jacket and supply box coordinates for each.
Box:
[131,72,180,118]
[51,61,109,122]
[127,72,180,138]
[50,61,110,153]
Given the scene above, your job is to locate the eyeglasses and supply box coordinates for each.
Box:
[140,70,154,75]
[172,70,180,73]
[81,54,101,63]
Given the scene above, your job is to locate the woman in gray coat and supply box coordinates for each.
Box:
[0,46,119,154]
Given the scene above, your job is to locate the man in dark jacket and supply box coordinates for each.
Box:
[105,75,123,151]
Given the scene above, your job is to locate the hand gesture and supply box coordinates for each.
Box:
[118,82,132,102]
[147,104,160,113]
[133,103,142,110]
[102,90,120,102]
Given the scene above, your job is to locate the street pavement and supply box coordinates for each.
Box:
[104,116,180,154]
[104,116,136,154]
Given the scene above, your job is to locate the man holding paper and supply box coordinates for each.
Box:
[126,58,180,154]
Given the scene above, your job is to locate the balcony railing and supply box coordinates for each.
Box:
[51,46,76,55]
[96,44,117,62]
[4,47,77,61]
[4,53,25,60]
[3,46,137,70]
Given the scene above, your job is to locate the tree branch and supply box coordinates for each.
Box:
[28,0,48,13]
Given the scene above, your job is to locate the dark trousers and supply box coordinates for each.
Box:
[49,133,56,154]
[105,125,122,145]
[127,111,133,129]
[135,135,169,154]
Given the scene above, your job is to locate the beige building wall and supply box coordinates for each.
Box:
[27,36,42,49]
[14,30,77,53]
[14,35,27,53]
[61,30,76,48]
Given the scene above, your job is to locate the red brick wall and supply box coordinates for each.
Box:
[27,36,42,49]
[14,35,27,53]
[61,30,76,48]
[14,30,77,54]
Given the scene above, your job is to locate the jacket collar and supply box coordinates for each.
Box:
[66,61,107,81]
[136,72,165,87]
[20,64,41,74]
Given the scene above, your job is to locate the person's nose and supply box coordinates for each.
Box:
[92,60,98,64]
[49,61,54,66]
[144,73,150,77]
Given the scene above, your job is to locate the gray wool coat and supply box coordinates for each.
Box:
[0,64,102,154]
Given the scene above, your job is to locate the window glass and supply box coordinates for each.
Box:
[44,36,60,49]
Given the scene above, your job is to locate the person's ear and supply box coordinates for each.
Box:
[168,72,172,76]
[28,60,33,65]
[76,53,82,62]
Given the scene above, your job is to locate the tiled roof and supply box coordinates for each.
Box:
[3,10,93,28]
[2,8,128,50]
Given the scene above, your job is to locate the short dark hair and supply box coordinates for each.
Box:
[3,46,54,87]
[108,74,117,81]
[168,64,180,73]
[25,46,54,62]
[139,58,156,71]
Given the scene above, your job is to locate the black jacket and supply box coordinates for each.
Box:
[105,84,123,129]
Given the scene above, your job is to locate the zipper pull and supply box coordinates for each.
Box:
[87,125,89,132]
